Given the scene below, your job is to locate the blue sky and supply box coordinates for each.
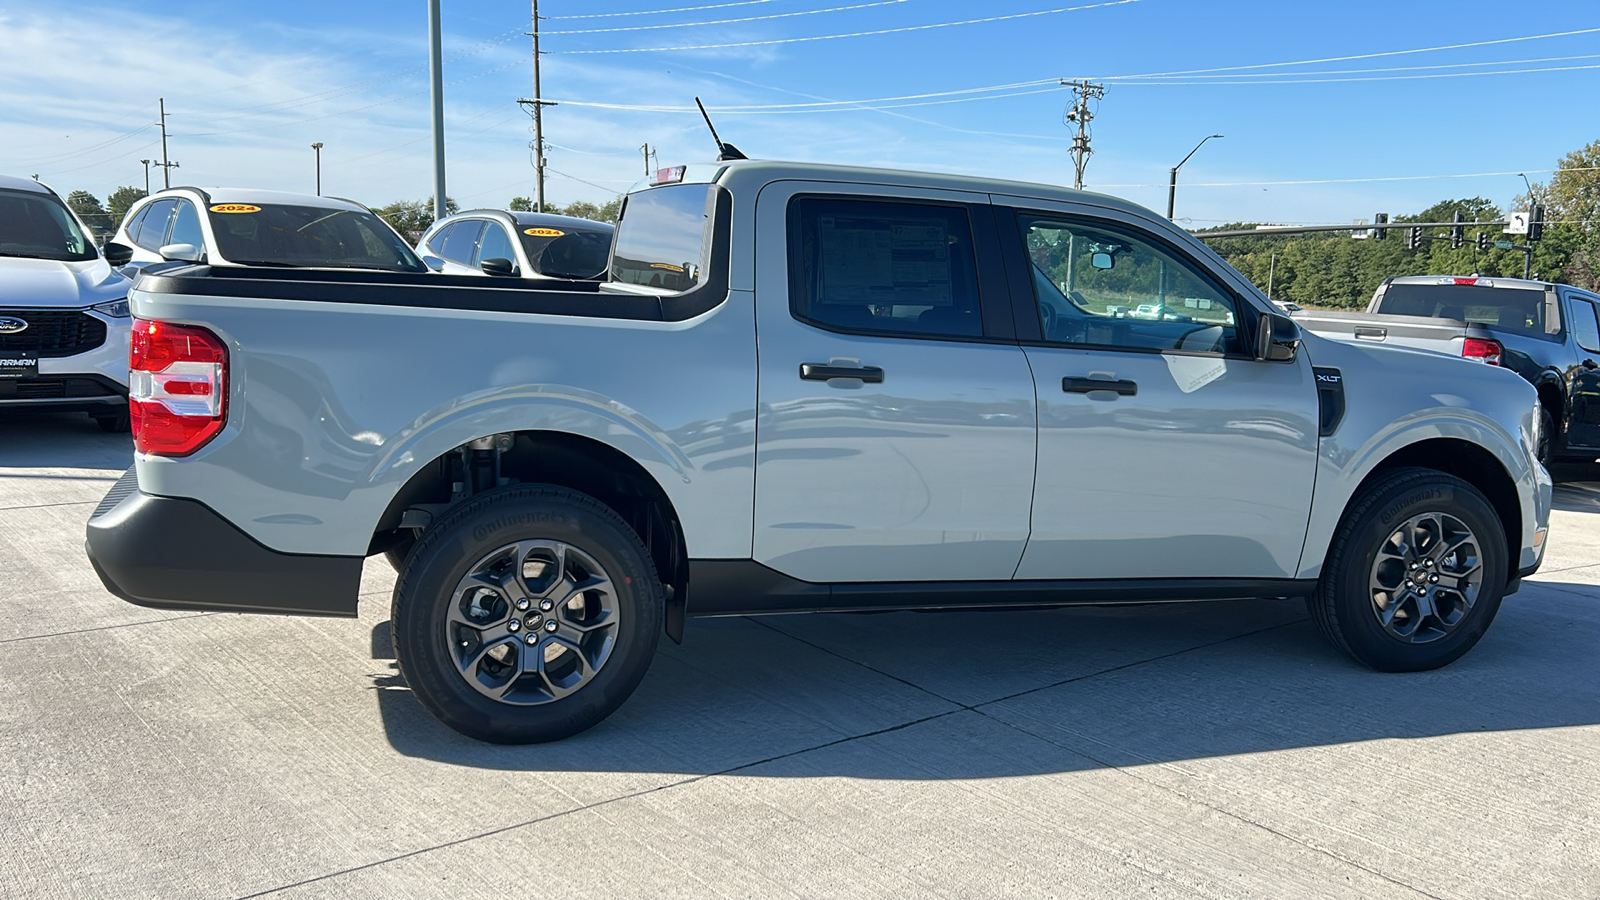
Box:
[3,0,1598,227]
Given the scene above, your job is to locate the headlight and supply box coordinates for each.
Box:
[92,299,130,318]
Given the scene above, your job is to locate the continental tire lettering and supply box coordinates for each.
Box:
[1379,487,1452,526]
[472,511,570,541]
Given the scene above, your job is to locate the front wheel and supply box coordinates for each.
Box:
[391,484,663,743]
[1309,467,1508,672]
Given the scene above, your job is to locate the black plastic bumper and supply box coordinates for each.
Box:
[86,468,363,617]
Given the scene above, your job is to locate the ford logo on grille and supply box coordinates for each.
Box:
[0,317,28,335]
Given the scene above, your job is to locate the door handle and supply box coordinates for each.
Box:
[1062,376,1137,396]
[801,363,884,383]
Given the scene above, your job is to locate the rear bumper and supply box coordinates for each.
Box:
[86,468,363,617]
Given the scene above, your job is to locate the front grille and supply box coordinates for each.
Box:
[0,309,108,357]
[0,377,120,400]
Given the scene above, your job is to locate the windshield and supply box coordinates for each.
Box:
[0,189,95,262]
[207,203,425,272]
[1377,283,1555,336]
[610,184,713,292]
[519,227,613,281]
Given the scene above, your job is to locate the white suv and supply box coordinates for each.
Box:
[109,188,426,274]
[416,211,614,281]
[0,174,133,431]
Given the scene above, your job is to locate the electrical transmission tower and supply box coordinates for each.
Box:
[1059,80,1104,190]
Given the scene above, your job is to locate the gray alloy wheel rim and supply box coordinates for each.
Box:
[1368,511,1483,644]
[444,539,620,705]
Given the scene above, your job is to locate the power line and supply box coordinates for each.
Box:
[1092,165,1600,189]
[1075,25,1600,81]
[547,0,775,19]
[549,0,1140,53]
[1102,52,1600,80]
[1105,62,1600,86]
[547,0,906,34]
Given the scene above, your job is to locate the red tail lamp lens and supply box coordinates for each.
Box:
[129,318,228,456]
[1461,337,1503,366]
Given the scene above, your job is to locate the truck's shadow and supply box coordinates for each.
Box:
[367,579,1600,777]
[0,409,131,471]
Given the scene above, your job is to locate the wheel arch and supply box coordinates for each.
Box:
[372,430,690,641]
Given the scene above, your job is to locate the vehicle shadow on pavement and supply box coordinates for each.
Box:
[365,575,1600,777]
[0,409,131,472]
[1549,463,1600,514]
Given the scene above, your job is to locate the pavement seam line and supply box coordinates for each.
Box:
[0,499,98,512]
[972,703,1446,899]
[0,612,210,645]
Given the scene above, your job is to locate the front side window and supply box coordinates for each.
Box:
[133,200,177,251]
[0,189,95,261]
[476,223,518,269]
[1020,214,1242,355]
[788,197,982,339]
[207,204,425,272]
[168,201,205,251]
[611,184,712,292]
[1571,298,1600,354]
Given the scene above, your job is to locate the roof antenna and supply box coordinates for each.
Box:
[695,97,747,162]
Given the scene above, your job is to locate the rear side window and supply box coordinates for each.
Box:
[610,184,713,292]
[787,196,982,339]
[123,204,152,245]
[1571,299,1600,354]
[440,219,483,264]
[425,223,453,256]
[1377,284,1556,336]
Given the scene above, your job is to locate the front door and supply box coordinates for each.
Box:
[1004,206,1320,580]
[1565,292,1600,451]
[752,184,1037,583]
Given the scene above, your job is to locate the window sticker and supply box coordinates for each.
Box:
[817,215,954,307]
[209,204,261,214]
[524,227,564,237]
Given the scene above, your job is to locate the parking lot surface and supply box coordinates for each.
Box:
[3,409,1598,899]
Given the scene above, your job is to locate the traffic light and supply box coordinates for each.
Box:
[1476,232,1490,251]
[1529,204,1545,242]
[1407,226,1423,250]
[1373,212,1389,240]
[1450,211,1465,249]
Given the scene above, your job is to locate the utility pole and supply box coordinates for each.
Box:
[517,0,552,213]
[1059,79,1104,189]
[155,99,179,189]
[310,142,324,195]
[641,142,652,177]
[427,0,448,222]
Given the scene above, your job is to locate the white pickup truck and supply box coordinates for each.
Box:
[87,160,1552,743]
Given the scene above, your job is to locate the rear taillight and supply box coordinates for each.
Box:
[129,318,228,456]
[1462,337,1503,366]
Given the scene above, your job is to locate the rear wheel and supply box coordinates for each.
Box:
[391,484,663,743]
[1309,467,1507,672]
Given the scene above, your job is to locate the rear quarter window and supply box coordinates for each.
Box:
[610,184,714,293]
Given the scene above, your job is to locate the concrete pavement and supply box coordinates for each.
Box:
[3,408,1598,898]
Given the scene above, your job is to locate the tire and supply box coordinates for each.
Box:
[384,534,415,574]
[391,483,663,743]
[94,409,131,433]
[1309,467,1508,672]
[1537,405,1556,467]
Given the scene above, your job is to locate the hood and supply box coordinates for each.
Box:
[0,256,130,309]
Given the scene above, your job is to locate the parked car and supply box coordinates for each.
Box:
[416,211,614,281]
[0,174,132,431]
[1294,275,1600,464]
[87,160,1550,744]
[108,188,426,274]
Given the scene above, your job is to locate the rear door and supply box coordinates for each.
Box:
[1565,291,1600,450]
[752,182,1037,583]
[999,202,1319,580]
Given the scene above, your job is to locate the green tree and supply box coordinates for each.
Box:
[66,190,111,235]
[373,197,458,242]
[508,196,533,211]
[553,198,621,223]
[1531,139,1600,289]
[106,186,148,229]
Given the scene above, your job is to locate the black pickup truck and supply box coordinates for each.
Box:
[1295,275,1600,464]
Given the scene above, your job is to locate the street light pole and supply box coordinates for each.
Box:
[427,0,448,222]
[311,142,324,195]
[139,159,151,194]
[1167,133,1223,220]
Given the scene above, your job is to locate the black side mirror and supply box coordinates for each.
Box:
[102,241,134,267]
[480,257,518,278]
[1256,310,1301,362]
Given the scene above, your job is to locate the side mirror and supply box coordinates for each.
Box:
[102,241,134,267]
[1090,251,1114,270]
[1256,310,1301,362]
[480,257,518,278]
[158,243,204,264]
[421,255,445,273]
